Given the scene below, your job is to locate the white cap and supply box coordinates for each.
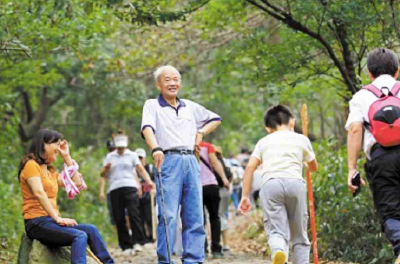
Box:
[114,135,128,148]
[135,148,146,158]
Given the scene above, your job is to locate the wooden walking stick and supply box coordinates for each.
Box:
[86,247,102,264]
[151,189,157,241]
[301,104,319,264]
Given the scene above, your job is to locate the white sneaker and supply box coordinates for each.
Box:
[130,248,136,256]
[122,249,131,256]
[144,243,155,250]
[134,244,143,252]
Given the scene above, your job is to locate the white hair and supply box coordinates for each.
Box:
[153,65,181,83]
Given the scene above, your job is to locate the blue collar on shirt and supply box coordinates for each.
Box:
[158,94,186,111]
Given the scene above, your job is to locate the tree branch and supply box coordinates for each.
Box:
[245,0,357,94]
[182,0,212,14]
[19,89,34,123]
[332,18,358,93]
[369,0,388,44]
[389,0,400,40]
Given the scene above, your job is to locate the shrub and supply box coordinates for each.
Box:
[313,139,392,263]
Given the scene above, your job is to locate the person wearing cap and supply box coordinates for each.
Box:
[101,132,156,256]
[100,139,117,227]
[141,65,222,264]
[135,148,156,242]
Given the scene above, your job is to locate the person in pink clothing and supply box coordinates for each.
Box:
[199,141,229,258]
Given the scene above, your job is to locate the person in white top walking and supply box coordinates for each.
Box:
[346,48,400,263]
[239,105,318,264]
[101,131,155,256]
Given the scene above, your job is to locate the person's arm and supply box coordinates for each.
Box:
[135,173,143,198]
[194,121,221,151]
[347,122,366,192]
[209,152,229,189]
[99,162,111,200]
[26,177,77,226]
[100,163,111,178]
[99,177,107,200]
[239,157,261,215]
[308,159,318,173]
[57,140,82,187]
[143,127,164,171]
[136,163,156,189]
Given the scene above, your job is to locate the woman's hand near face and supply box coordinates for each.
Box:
[58,140,70,157]
[58,140,72,166]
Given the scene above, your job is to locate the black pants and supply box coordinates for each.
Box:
[367,144,400,256]
[203,184,222,253]
[139,193,153,241]
[110,187,145,250]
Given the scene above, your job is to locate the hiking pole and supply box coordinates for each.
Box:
[301,104,319,264]
[157,169,173,264]
[86,247,102,264]
[151,189,157,241]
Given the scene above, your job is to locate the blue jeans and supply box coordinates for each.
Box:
[156,153,205,264]
[25,216,114,264]
[230,187,240,210]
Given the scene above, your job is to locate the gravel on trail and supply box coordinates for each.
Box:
[108,212,351,264]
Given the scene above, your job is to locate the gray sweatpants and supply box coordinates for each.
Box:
[260,178,310,264]
[219,188,230,231]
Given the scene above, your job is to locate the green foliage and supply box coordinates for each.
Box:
[314,140,392,263]
[0,117,24,260]
[2,0,400,262]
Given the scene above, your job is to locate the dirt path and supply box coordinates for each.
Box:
[107,211,346,264]
[108,244,269,264]
[109,211,272,264]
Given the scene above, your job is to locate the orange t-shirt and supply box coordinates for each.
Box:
[20,160,60,220]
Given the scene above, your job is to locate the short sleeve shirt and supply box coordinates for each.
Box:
[20,160,60,220]
[345,74,398,159]
[199,142,218,186]
[252,131,315,186]
[141,95,221,150]
[103,149,140,193]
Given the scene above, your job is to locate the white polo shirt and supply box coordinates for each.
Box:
[103,149,140,193]
[345,75,399,159]
[141,95,221,151]
[252,131,315,186]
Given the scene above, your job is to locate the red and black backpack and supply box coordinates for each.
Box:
[363,82,400,147]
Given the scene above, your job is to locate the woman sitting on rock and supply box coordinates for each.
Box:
[18,128,114,264]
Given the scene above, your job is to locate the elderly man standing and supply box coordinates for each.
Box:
[141,65,221,264]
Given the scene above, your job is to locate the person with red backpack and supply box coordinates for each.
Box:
[346,48,400,262]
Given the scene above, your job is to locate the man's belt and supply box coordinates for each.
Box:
[164,149,194,155]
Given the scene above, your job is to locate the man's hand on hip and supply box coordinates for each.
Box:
[194,133,203,156]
